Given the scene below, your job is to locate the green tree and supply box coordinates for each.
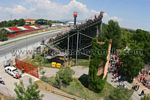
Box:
[17,19,25,26]
[106,87,133,100]
[141,95,150,100]
[132,29,150,63]
[55,67,74,87]
[0,21,7,27]
[0,30,8,41]
[88,39,107,93]
[35,19,47,25]
[120,30,133,48]
[14,78,43,100]
[119,44,144,82]
[47,20,52,26]
[106,20,121,48]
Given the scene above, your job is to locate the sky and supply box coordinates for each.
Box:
[0,0,149,31]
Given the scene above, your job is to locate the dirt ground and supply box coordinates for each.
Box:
[0,93,15,100]
[133,79,150,94]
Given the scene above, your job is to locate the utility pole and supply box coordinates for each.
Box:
[73,11,78,26]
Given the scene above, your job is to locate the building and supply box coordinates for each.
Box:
[24,18,36,25]
[51,23,64,27]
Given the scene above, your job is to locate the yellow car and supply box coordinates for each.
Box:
[51,62,56,68]
[56,63,61,68]
[51,62,62,68]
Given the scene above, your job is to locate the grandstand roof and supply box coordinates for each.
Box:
[3,25,40,33]
[4,28,14,32]
[18,26,28,31]
[24,26,34,30]
[30,26,40,29]
[9,27,21,32]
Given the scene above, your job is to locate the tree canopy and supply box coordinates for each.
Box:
[105,20,121,48]
[101,20,150,83]
[0,19,25,27]
[88,39,108,92]
[14,78,43,100]
[117,29,150,82]
[0,30,8,41]
[132,29,150,63]
[55,67,74,87]
[119,49,144,82]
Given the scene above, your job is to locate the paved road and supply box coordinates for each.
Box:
[0,29,66,56]
[0,28,74,100]
[40,66,89,78]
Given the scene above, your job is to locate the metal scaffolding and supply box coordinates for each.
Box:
[47,11,104,65]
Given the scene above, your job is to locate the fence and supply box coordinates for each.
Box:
[15,59,39,78]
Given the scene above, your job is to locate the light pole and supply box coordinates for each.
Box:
[73,11,78,26]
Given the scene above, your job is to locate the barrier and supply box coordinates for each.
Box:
[15,59,39,78]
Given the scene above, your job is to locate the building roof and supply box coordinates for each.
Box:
[24,18,36,21]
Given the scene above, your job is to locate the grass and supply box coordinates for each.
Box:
[25,56,91,68]
[41,76,134,100]
[76,59,90,67]
[25,57,51,68]
[41,76,115,100]
[61,79,114,100]
[70,58,90,67]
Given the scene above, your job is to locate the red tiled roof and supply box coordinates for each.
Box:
[24,18,36,21]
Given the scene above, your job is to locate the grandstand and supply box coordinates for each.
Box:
[48,11,104,60]
[1,26,41,38]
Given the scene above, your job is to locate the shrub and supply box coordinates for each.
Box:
[55,67,74,87]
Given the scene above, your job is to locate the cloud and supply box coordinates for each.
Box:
[0,0,100,21]
[103,12,122,23]
[12,5,28,14]
[110,16,122,22]
[0,5,30,21]
[24,0,100,20]
[0,0,121,23]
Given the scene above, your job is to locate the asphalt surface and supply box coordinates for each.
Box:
[0,29,65,56]
[0,28,73,100]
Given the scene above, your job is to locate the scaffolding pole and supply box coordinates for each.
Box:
[75,31,79,65]
[96,25,100,38]
[67,33,70,66]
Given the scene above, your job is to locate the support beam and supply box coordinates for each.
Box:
[78,44,92,52]
[67,33,70,66]
[79,33,94,39]
[75,31,79,65]
[96,25,100,38]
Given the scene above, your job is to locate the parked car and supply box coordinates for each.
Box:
[4,66,21,79]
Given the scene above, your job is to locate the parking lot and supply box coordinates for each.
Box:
[0,59,89,100]
[0,63,19,97]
